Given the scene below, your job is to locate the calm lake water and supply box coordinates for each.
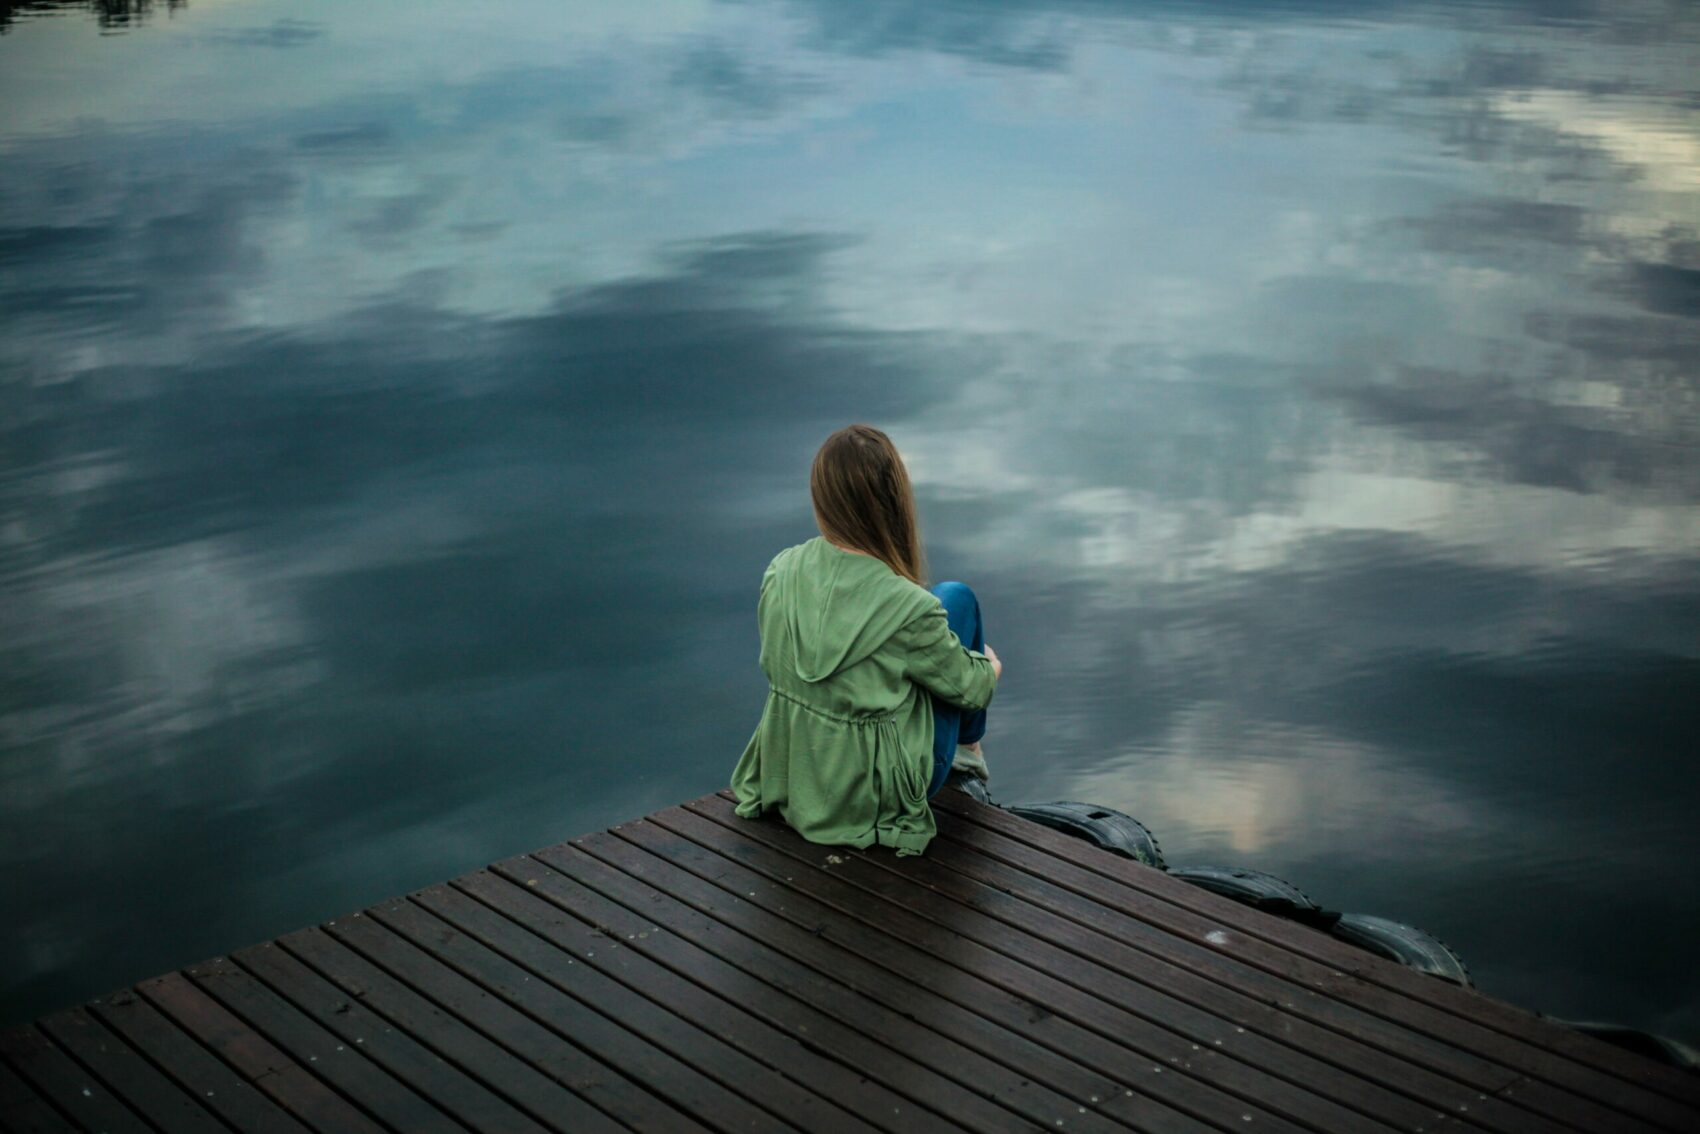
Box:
[2,0,1697,1041]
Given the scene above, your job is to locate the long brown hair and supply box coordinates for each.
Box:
[810,424,927,585]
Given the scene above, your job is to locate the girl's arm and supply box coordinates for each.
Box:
[897,605,999,711]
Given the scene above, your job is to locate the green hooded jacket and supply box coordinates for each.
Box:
[731,537,998,855]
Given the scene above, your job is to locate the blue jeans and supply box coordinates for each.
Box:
[927,581,988,797]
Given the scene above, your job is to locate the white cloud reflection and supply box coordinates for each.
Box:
[1064,710,1483,860]
[1,536,322,762]
[1494,89,1700,195]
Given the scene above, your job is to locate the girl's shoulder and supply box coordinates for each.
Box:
[760,538,933,611]
[763,537,817,576]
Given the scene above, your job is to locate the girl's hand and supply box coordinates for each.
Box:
[984,644,1003,680]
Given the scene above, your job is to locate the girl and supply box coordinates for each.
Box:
[731,424,1002,856]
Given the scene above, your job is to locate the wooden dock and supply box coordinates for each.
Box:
[4,790,1697,1133]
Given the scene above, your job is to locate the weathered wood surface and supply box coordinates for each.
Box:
[4,791,1697,1132]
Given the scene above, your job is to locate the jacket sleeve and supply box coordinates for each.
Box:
[896,603,998,712]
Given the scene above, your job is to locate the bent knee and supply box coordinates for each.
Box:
[930,580,979,615]
[931,579,974,600]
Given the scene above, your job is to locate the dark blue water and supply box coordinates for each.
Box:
[2,0,1697,1042]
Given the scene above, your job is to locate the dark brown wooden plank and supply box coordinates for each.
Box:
[363,893,744,1134]
[485,851,995,1134]
[933,791,1700,1131]
[276,924,627,1134]
[621,810,1447,1134]
[451,868,886,1134]
[89,988,311,1134]
[318,914,666,1134]
[0,1056,78,1133]
[185,955,463,1134]
[472,860,958,1134]
[138,970,386,1134]
[37,1006,228,1134]
[931,788,1700,1128]
[563,826,1294,1134]
[677,800,1500,1130]
[0,1023,152,1134]
[406,879,816,1134]
[929,789,1700,1128]
[682,797,1614,1134]
[920,816,1513,1080]
[909,814,1643,1134]
[233,939,550,1134]
[531,839,1107,1134]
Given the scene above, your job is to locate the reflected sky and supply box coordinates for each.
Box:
[2,0,1697,1040]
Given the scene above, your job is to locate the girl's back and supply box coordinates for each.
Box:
[731,425,1000,856]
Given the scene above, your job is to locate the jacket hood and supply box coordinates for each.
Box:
[770,538,936,683]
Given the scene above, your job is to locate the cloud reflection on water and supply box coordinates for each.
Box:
[1,0,1697,1038]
